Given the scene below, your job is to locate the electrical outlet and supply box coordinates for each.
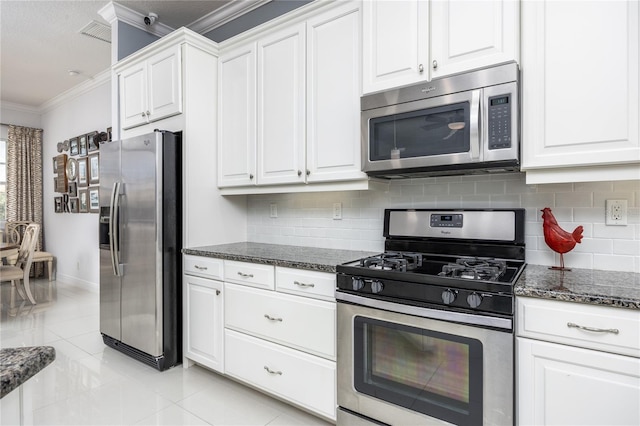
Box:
[605,199,628,226]
[269,203,278,218]
[333,203,342,220]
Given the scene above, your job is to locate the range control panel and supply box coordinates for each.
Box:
[488,94,512,149]
[430,214,463,228]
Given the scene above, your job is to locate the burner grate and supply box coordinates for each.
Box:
[438,257,507,281]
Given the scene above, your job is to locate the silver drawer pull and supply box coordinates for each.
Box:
[264,314,283,322]
[567,322,619,334]
[194,265,208,271]
[237,272,254,278]
[264,366,282,375]
[293,280,315,288]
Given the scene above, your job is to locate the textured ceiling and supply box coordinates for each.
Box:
[0,1,231,109]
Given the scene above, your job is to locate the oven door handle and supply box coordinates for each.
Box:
[336,291,512,331]
[470,89,481,160]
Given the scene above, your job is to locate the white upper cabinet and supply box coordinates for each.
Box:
[430,0,519,78]
[256,23,307,186]
[362,0,429,94]
[218,43,257,187]
[362,0,518,94]
[119,45,182,129]
[306,2,365,183]
[521,0,640,183]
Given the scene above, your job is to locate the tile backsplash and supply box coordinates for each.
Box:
[247,173,640,273]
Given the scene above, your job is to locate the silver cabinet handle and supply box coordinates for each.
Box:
[249,174,254,180]
[306,170,310,176]
[237,272,254,278]
[264,314,282,322]
[294,280,315,288]
[419,63,424,73]
[567,322,619,334]
[216,290,220,295]
[432,60,438,69]
[297,170,302,177]
[264,366,282,375]
[194,265,208,271]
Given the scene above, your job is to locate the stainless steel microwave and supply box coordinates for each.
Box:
[362,62,520,179]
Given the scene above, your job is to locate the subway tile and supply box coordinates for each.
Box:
[489,194,520,207]
[614,240,640,256]
[555,192,593,208]
[448,182,476,195]
[476,180,506,195]
[521,193,555,208]
[594,254,636,272]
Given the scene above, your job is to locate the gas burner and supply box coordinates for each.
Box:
[438,257,507,281]
[360,251,423,272]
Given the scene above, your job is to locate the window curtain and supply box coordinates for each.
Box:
[6,124,44,274]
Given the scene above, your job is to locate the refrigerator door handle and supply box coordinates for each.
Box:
[109,181,122,276]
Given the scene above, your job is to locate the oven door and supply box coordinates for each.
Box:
[337,293,513,426]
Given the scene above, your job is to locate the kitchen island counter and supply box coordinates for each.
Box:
[183,242,378,273]
[0,346,55,398]
[515,264,640,310]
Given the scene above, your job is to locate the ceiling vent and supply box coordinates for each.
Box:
[79,21,111,44]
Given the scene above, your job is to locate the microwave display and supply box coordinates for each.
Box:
[369,102,470,161]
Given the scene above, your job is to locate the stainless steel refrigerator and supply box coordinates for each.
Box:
[99,130,181,371]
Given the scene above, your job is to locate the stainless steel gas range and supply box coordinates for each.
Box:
[336,209,526,426]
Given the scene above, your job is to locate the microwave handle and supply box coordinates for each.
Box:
[470,90,481,159]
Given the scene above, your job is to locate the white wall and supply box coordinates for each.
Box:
[40,78,111,287]
[0,104,42,139]
[247,174,640,273]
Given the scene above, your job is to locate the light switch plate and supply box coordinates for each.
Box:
[269,203,277,218]
[333,203,342,220]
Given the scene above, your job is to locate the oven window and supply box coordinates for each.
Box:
[354,316,483,425]
[369,102,470,161]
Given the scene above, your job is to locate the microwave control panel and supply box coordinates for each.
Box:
[488,94,512,149]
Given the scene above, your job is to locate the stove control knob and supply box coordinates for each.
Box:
[351,277,365,291]
[441,289,457,305]
[371,280,384,294]
[467,292,483,308]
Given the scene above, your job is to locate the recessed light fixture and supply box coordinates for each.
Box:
[68,70,80,77]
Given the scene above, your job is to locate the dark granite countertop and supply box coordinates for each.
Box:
[183,242,378,273]
[1,346,56,398]
[515,264,640,310]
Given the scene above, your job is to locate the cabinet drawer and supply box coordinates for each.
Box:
[276,267,336,301]
[225,283,336,360]
[517,297,640,357]
[225,329,336,421]
[184,255,224,280]
[224,260,274,290]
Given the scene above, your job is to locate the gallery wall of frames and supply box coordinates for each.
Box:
[53,128,111,213]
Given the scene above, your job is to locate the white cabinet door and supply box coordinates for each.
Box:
[518,337,640,426]
[362,0,429,94]
[521,1,640,182]
[430,0,519,78]
[184,274,224,373]
[119,45,182,130]
[147,45,182,123]
[218,43,257,187]
[120,62,147,129]
[306,2,366,183]
[257,23,306,185]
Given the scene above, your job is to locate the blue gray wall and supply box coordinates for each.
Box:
[118,22,160,60]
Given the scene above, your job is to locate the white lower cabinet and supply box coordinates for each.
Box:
[225,329,336,420]
[517,297,640,425]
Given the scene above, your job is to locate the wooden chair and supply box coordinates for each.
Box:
[0,223,40,304]
[4,221,54,281]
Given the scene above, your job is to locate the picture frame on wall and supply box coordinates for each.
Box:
[79,189,88,213]
[87,131,99,152]
[54,196,63,213]
[69,137,79,156]
[88,153,100,185]
[79,134,88,156]
[55,154,68,193]
[88,187,99,213]
[68,181,78,197]
[69,198,79,213]
[77,157,88,188]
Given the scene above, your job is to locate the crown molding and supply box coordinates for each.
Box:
[99,2,174,38]
[188,0,272,34]
[39,69,112,114]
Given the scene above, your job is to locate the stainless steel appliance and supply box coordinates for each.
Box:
[336,209,526,425]
[99,130,182,371]
[362,62,519,179]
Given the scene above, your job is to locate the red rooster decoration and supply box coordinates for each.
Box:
[541,207,584,270]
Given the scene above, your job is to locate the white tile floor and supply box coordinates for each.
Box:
[0,278,332,425]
